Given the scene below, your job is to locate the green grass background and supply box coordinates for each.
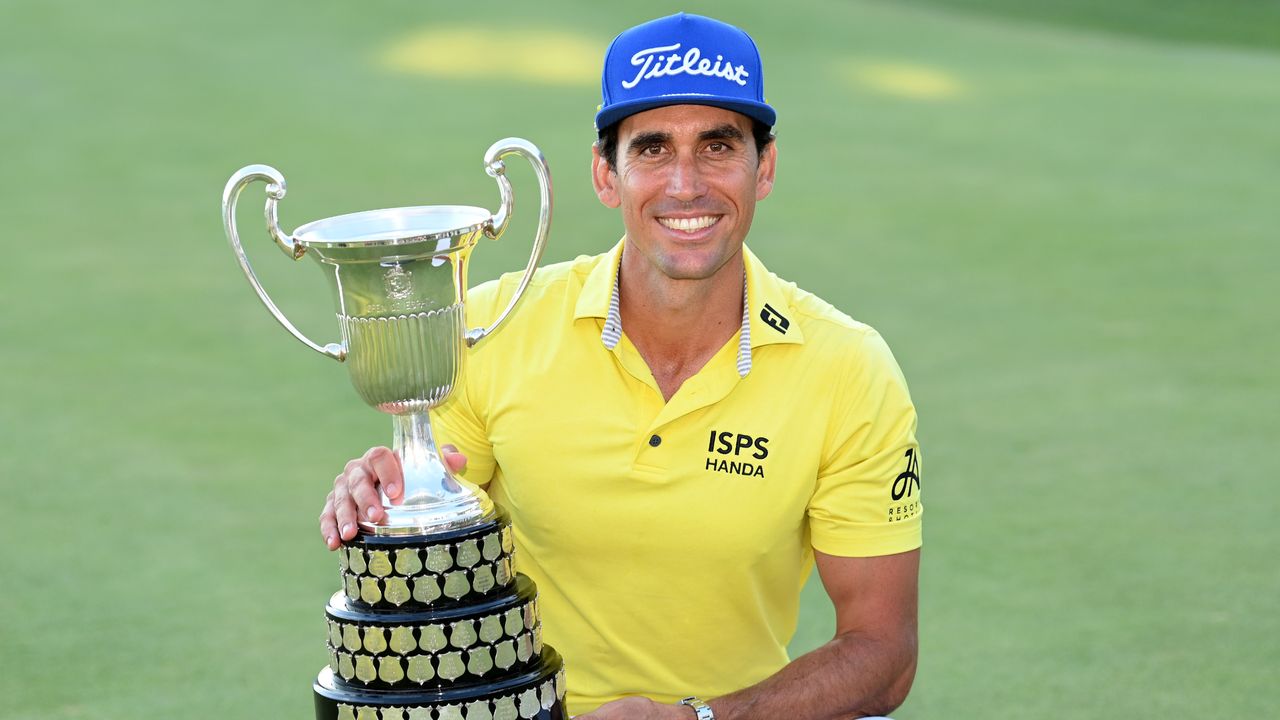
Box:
[2,0,1277,717]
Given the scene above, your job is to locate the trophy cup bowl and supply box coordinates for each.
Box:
[221,138,551,535]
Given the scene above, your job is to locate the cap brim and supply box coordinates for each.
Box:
[595,95,776,132]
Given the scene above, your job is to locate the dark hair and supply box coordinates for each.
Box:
[596,116,775,170]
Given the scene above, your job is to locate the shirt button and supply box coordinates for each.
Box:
[648,434,662,447]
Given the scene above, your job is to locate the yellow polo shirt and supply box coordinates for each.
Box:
[434,240,922,715]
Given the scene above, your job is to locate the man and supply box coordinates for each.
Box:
[320,13,922,719]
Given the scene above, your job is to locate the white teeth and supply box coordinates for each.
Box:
[658,216,718,232]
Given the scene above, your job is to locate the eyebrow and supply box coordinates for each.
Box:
[698,124,745,143]
[626,131,671,155]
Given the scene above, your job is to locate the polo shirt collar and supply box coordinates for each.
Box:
[743,244,805,349]
[573,239,803,377]
[573,239,625,322]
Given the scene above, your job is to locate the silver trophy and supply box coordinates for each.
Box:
[221,138,550,535]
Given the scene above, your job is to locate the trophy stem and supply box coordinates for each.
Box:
[366,412,494,535]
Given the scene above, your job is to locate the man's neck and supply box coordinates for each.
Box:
[617,247,745,400]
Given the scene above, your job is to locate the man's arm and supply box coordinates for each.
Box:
[578,548,920,720]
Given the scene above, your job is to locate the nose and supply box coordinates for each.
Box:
[665,151,706,203]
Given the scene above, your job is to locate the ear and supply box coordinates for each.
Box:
[755,141,777,201]
[592,144,621,208]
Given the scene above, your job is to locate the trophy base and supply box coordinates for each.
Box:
[362,495,496,537]
[323,575,544,690]
[313,644,567,720]
[325,508,569,720]
[340,509,515,611]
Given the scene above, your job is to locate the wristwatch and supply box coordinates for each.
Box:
[679,697,715,720]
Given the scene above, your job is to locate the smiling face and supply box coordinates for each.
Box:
[592,104,776,284]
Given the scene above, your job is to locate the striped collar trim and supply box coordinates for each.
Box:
[602,269,753,378]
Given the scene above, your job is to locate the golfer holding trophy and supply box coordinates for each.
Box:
[222,138,567,720]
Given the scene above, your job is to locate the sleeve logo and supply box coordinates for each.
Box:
[891,447,921,501]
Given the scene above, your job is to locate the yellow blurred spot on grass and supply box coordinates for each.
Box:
[381,27,599,86]
[844,61,964,100]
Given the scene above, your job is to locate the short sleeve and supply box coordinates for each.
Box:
[431,378,497,489]
[808,329,923,557]
[429,281,506,489]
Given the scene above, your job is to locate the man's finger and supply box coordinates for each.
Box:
[320,492,340,550]
[441,444,468,473]
[366,446,403,503]
[332,474,359,541]
[348,461,385,524]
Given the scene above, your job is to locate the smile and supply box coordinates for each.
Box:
[657,215,720,232]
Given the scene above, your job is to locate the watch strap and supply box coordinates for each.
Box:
[680,696,715,720]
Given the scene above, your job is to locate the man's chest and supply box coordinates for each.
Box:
[478,347,830,562]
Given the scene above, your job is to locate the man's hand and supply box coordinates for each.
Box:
[576,697,693,719]
[319,445,468,549]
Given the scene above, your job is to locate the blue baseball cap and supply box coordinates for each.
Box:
[595,13,776,132]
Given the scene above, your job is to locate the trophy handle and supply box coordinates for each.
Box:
[466,138,553,347]
[221,165,347,361]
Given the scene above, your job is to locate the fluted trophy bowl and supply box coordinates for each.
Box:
[295,206,485,413]
[221,139,551,535]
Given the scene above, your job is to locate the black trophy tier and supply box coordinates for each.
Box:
[314,508,568,720]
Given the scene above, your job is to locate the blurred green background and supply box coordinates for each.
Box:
[2,0,1277,717]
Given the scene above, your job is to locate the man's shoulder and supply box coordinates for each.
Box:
[764,270,882,350]
[466,251,608,321]
[763,279,914,425]
[755,267,906,388]
[788,284,872,335]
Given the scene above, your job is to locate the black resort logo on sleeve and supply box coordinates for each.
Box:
[888,448,921,523]
[891,448,920,500]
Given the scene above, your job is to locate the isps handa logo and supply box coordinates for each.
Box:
[704,429,769,478]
